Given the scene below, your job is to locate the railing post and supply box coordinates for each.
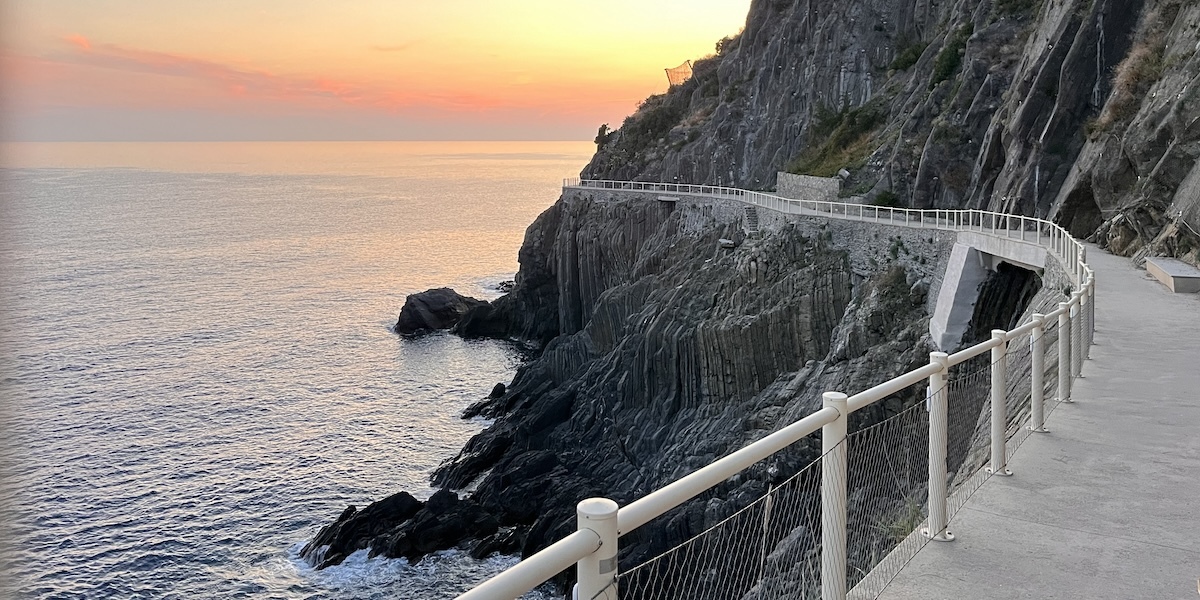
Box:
[1058,301,1072,403]
[1029,314,1047,432]
[821,391,849,600]
[1087,275,1096,350]
[923,352,954,541]
[1070,292,1083,378]
[1081,280,1092,360]
[576,498,619,600]
[987,330,1012,476]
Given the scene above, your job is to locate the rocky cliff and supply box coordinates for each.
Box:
[304,0,1198,590]
[584,0,1200,266]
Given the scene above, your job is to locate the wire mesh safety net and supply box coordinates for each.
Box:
[616,302,1092,599]
[1080,307,1089,376]
[618,401,935,600]
[1041,319,1064,419]
[1002,332,1035,454]
[1087,295,1095,350]
[618,451,825,600]
[665,61,693,87]
[944,353,991,520]
[844,402,929,598]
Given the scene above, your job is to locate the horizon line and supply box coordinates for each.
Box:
[0,138,596,143]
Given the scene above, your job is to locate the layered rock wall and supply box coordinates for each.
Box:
[582,0,1200,266]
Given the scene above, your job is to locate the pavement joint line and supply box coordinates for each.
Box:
[960,505,1200,556]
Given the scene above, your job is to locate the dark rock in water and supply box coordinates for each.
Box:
[299,491,422,569]
[470,526,525,559]
[497,280,516,293]
[489,383,506,398]
[304,0,1200,581]
[368,489,499,562]
[395,288,488,335]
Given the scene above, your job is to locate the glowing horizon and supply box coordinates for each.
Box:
[0,1,751,141]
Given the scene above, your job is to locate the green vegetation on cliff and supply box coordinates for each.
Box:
[784,102,884,177]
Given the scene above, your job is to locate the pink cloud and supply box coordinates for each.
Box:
[65,34,91,51]
[0,35,641,137]
[48,36,429,111]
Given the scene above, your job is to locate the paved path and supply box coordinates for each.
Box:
[880,247,1200,599]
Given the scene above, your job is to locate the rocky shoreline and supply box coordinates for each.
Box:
[303,0,1200,590]
[302,191,947,578]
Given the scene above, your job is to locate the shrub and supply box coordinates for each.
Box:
[1090,40,1164,135]
[930,24,973,89]
[785,102,885,177]
[994,0,1043,18]
[872,190,905,208]
[890,42,928,71]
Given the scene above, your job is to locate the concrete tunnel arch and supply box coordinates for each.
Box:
[930,231,1046,351]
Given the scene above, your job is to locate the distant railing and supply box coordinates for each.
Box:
[456,179,1096,600]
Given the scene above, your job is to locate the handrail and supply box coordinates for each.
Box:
[617,406,839,533]
[455,530,600,600]
[456,178,1096,600]
[846,363,941,413]
[564,178,1089,287]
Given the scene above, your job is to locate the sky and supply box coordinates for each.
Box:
[0,1,752,141]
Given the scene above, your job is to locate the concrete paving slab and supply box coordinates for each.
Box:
[878,247,1200,600]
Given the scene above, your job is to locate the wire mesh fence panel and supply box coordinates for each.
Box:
[1080,307,1089,376]
[1087,295,1095,350]
[618,454,825,600]
[844,402,929,598]
[1004,333,1035,453]
[1041,320,1062,420]
[945,354,991,519]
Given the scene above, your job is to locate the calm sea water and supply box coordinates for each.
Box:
[0,141,593,599]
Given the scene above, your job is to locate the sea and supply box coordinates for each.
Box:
[0,141,595,599]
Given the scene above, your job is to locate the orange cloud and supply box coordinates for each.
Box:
[65,34,91,51]
[38,36,635,118]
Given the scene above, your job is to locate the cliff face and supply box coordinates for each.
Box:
[583,0,1200,266]
[307,0,1198,584]
[439,192,937,570]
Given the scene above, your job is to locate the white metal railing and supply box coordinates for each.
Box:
[456,179,1096,600]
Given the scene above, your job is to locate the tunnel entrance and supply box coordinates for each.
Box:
[962,262,1043,346]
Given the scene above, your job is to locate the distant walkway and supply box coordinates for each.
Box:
[879,246,1200,599]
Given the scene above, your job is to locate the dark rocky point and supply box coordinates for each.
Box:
[394,288,488,335]
[310,0,1200,592]
[299,491,422,569]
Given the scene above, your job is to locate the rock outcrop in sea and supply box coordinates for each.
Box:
[306,0,1200,588]
[394,288,488,335]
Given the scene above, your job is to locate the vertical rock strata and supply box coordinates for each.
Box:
[307,0,1200,585]
[441,193,934,572]
[583,0,1200,265]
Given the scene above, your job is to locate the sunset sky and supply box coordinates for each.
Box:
[0,1,751,141]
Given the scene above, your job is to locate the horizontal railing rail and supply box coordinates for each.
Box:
[563,178,1089,287]
[456,179,1096,600]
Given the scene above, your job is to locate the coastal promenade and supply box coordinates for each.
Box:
[879,246,1200,599]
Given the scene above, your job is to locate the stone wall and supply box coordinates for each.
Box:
[775,173,840,203]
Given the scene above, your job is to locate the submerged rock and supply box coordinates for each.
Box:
[394,288,488,335]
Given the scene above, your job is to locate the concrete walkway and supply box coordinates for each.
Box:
[880,246,1200,599]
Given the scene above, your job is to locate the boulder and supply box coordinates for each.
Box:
[395,288,488,335]
[299,491,423,569]
[368,489,499,562]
